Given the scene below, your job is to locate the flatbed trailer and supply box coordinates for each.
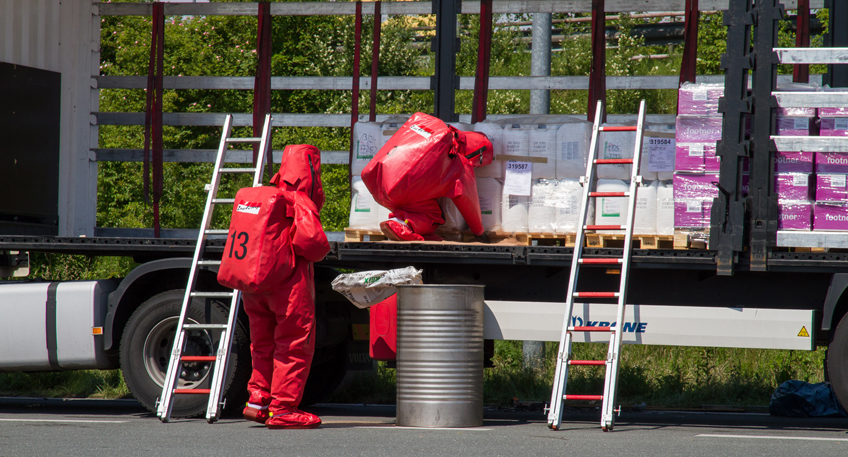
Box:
[4,0,848,419]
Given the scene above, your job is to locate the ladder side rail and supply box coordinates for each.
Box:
[600,99,648,430]
[547,100,604,429]
[157,114,234,422]
[206,291,243,422]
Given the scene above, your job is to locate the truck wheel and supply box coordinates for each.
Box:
[827,312,848,411]
[120,290,250,418]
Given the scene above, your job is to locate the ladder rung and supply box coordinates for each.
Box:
[588,192,629,197]
[594,159,633,165]
[212,198,235,204]
[569,326,615,332]
[564,394,605,401]
[219,168,257,173]
[190,292,234,298]
[578,258,622,265]
[226,137,262,143]
[599,126,638,132]
[568,360,607,366]
[197,260,222,266]
[205,229,229,235]
[585,225,624,230]
[174,388,212,395]
[183,323,229,330]
[181,356,217,362]
[573,292,619,298]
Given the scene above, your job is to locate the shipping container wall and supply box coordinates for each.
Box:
[0,0,99,236]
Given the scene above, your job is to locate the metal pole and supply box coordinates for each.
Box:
[433,0,459,122]
[525,12,551,371]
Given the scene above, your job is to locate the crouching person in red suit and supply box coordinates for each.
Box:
[222,144,329,429]
[361,112,493,242]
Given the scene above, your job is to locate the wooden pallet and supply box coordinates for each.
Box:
[584,234,674,250]
[673,232,709,250]
[344,228,388,242]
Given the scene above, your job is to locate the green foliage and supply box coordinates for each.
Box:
[0,370,130,399]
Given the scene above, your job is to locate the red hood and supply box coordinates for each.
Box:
[455,130,494,167]
[271,144,325,211]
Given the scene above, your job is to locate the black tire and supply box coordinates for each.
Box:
[120,290,251,418]
[827,312,848,411]
[300,341,348,407]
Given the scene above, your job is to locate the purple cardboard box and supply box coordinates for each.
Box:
[816,152,848,173]
[815,173,848,202]
[674,200,713,228]
[673,173,720,200]
[814,203,848,231]
[675,116,723,143]
[675,143,720,172]
[820,118,848,137]
[774,151,814,173]
[778,202,812,230]
[776,116,816,136]
[677,83,723,117]
[775,173,813,202]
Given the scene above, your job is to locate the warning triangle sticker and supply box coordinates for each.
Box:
[798,326,810,338]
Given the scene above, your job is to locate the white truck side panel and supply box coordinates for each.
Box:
[484,301,815,351]
[55,282,107,369]
[0,0,98,236]
[0,283,51,370]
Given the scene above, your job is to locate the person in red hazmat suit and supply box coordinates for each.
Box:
[240,145,330,429]
[361,112,494,242]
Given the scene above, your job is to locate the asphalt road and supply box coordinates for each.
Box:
[1,398,847,457]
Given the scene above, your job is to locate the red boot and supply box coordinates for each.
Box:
[379,219,424,242]
[265,408,322,429]
[243,403,271,424]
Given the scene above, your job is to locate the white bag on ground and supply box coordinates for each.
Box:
[331,267,423,309]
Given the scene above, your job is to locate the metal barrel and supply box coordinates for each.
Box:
[395,284,485,428]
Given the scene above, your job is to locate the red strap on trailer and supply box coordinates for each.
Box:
[587,0,606,123]
[369,1,382,122]
[349,1,363,191]
[678,0,699,95]
[254,2,273,180]
[471,0,493,124]
[793,0,810,83]
[144,2,165,237]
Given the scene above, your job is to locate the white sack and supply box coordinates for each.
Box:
[556,120,592,178]
[552,178,587,234]
[634,180,658,235]
[331,267,423,309]
[351,122,382,176]
[348,176,377,229]
[594,179,630,233]
[530,124,558,179]
[656,180,675,235]
[529,179,557,232]
[473,122,505,178]
[477,177,503,231]
[439,197,468,231]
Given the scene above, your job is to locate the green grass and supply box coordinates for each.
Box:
[0,370,130,399]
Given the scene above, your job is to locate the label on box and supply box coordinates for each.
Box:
[560,141,579,161]
[833,175,847,188]
[354,195,372,212]
[688,144,705,157]
[794,118,810,130]
[601,198,621,217]
[503,161,532,196]
[836,119,848,130]
[686,201,701,213]
[648,137,675,172]
[692,89,708,101]
[793,174,809,187]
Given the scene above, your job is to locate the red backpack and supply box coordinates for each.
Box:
[217,186,296,293]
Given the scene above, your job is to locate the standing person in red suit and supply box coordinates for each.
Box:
[240,144,330,429]
[361,112,493,242]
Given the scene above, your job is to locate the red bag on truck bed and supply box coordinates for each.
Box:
[217,186,296,293]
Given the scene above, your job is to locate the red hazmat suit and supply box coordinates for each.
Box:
[218,144,329,429]
[361,112,493,241]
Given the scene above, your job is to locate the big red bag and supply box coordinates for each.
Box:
[217,186,296,293]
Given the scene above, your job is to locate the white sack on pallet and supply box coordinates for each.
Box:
[374,202,392,226]
[477,177,503,231]
[439,197,468,231]
[552,178,586,234]
[449,122,474,131]
[332,267,423,309]
[502,193,530,233]
[530,124,558,179]
[597,123,670,181]
[348,176,377,229]
[656,180,674,235]
[351,122,382,176]
[473,122,505,178]
[556,120,592,179]
[594,179,630,233]
[503,123,531,177]
[634,180,658,235]
[529,179,557,232]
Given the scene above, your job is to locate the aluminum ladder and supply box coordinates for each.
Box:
[157,114,273,423]
[546,100,659,432]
